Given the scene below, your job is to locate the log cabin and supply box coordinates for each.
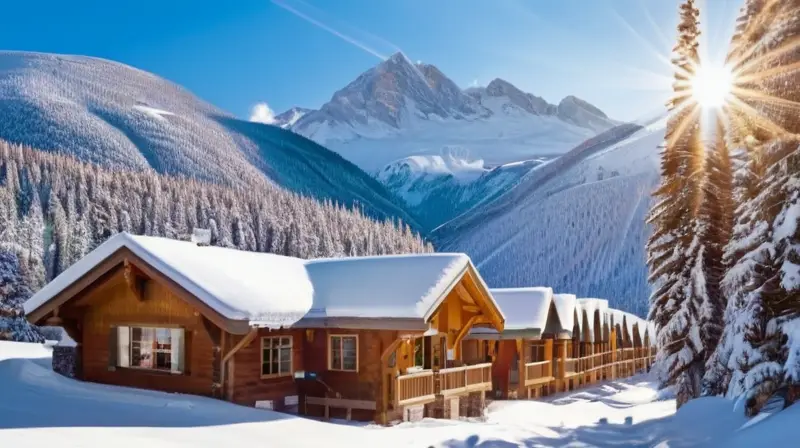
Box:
[24,232,505,424]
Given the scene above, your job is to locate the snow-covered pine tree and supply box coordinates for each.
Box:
[646,0,706,407]
[0,138,432,300]
[702,0,771,398]
[0,249,45,343]
[697,116,734,366]
[714,0,800,412]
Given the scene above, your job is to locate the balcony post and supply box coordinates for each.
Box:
[610,328,617,380]
[516,338,526,399]
[556,340,567,393]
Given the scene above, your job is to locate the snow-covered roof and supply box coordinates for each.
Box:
[552,293,577,332]
[575,298,609,341]
[26,233,501,331]
[481,287,553,331]
[467,287,654,343]
[25,233,314,329]
[303,253,483,321]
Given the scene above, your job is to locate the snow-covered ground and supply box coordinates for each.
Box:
[1,341,794,447]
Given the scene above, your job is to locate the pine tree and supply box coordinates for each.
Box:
[646,0,706,407]
[0,138,432,304]
[697,117,735,363]
[0,250,44,343]
[701,0,771,398]
[712,0,800,411]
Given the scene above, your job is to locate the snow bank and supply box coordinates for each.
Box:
[2,341,768,447]
[304,253,475,321]
[25,233,314,329]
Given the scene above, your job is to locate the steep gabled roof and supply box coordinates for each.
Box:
[485,287,553,331]
[303,253,493,322]
[25,233,503,333]
[25,233,314,330]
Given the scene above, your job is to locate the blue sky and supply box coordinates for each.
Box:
[0,0,742,121]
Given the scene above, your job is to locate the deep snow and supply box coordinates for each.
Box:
[2,340,793,447]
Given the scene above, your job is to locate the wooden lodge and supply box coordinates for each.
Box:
[463,288,656,400]
[25,233,656,424]
[24,232,506,424]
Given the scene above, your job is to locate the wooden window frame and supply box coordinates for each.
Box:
[328,334,359,372]
[121,325,185,374]
[260,336,293,379]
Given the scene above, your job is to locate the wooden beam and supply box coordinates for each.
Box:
[462,305,481,313]
[454,283,475,305]
[123,259,146,302]
[221,328,257,402]
[222,328,257,364]
[516,338,526,399]
[379,334,402,424]
[462,268,504,332]
[451,314,481,358]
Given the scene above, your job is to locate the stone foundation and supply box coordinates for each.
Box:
[52,345,79,378]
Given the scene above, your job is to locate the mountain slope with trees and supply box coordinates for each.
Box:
[0,140,432,316]
[0,51,418,228]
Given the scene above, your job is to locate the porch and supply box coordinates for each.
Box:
[394,362,493,407]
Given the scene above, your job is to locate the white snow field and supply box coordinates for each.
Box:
[2,340,795,447]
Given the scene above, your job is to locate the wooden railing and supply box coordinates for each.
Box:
[577,352,608,373]
[396,370,435,406]
[562,358,579,376]
[440,363,492,396]
[524,360,552,385]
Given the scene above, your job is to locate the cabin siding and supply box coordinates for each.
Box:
[229,328,304,409]
[80,277,216,397]
[299,328,397,421]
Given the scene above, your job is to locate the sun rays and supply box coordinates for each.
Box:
[690,63,733,108]
[608,0,800,146]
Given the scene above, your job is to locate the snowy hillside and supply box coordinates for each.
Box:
[288,52,618,172]
[0,51,417,226]
[2,340,792,447]
[378,154,548,230]
[434,121,664,316]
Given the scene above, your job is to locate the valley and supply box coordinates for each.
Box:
[0,49,661,317]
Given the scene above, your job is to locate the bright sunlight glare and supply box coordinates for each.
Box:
[691,63,733,108]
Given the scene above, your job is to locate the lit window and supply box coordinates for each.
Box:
[116,326,184,374]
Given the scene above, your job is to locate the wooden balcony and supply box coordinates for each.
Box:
[396,369,435,406]
[523,360,553,386]
[440,362,493,397]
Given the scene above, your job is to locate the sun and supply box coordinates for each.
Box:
[691,63,734,108]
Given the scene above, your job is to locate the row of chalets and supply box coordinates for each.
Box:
[25,232,656,424]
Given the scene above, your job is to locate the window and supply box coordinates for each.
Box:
[261,336,292,377]
[116,326,184,374]
[329,335,358,371]
[413,337,425,367]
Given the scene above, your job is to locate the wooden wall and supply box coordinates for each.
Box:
[78,273,216,397]
[298,328,397,420]
[229,328,304,409]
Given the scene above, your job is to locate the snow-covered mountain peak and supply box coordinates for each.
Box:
[284,55,619,171]
[272,107,311,129]
[378,154,487,186]
[483,78,554,116]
